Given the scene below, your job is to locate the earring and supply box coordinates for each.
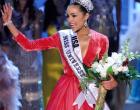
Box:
[84,21,88,27]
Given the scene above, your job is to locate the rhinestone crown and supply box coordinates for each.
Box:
[71,0,94,12]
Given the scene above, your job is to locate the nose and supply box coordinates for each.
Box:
[67,16,73,24]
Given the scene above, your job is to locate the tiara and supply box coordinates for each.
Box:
[71,0,94,12]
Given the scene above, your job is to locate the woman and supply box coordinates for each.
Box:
[1,0,117,110]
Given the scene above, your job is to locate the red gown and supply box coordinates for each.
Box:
[14,29,109,110]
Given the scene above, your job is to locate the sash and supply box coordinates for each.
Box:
[59,29,110,110]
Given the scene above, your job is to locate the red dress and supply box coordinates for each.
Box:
[14,29,109,110]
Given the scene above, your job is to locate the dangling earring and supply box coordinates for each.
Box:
[84,21,88,27]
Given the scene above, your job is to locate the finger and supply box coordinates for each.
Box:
[102,84,111,90]
[1,10,4,16]
[3,4,8,14]
[7,3,11,7]
[7,3,13,16]
[104,81,117,89]
[105,83,115,90]
[108,75,115,81]
[102,80,111,85]
[4,3,8,12]
[102,83,110,90]
[7,3,10,12]
[102,81,117,90]
[102,82,111,87]
[5,3,10,13]
[7,3,12,11]
[108,74,113,79]
[3,5,6,13]
[103,80,116,87]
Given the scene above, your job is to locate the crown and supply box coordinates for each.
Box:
[71,0,94,12]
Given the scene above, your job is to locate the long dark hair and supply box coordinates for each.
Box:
[70,2,88,14]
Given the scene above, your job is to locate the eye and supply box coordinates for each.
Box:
[72,14,77,18]
[66,15,69,18]
[65,13,69,18]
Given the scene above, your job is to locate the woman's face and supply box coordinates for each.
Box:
[66,5,89,32]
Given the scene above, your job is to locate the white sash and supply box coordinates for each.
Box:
[59,29,110,110]
[71,35,83,62]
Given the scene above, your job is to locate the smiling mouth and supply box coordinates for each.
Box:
[71,26,74,28]
[70,25,75,28]
[69,23,75,26]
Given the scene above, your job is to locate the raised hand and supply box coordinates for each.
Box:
[1,3,13,25]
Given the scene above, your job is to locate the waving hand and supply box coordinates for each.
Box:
[1,3,19,37]
[1,3,13,25]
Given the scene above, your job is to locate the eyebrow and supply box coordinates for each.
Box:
[70,13,77,15]
[66,12,77,16]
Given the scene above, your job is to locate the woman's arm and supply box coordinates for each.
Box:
[99,35,118,90]
[14,33,59,51]
[1,3,59,51]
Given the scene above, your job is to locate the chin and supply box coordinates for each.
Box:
[71,28,77,32]
[71,27,81,33]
